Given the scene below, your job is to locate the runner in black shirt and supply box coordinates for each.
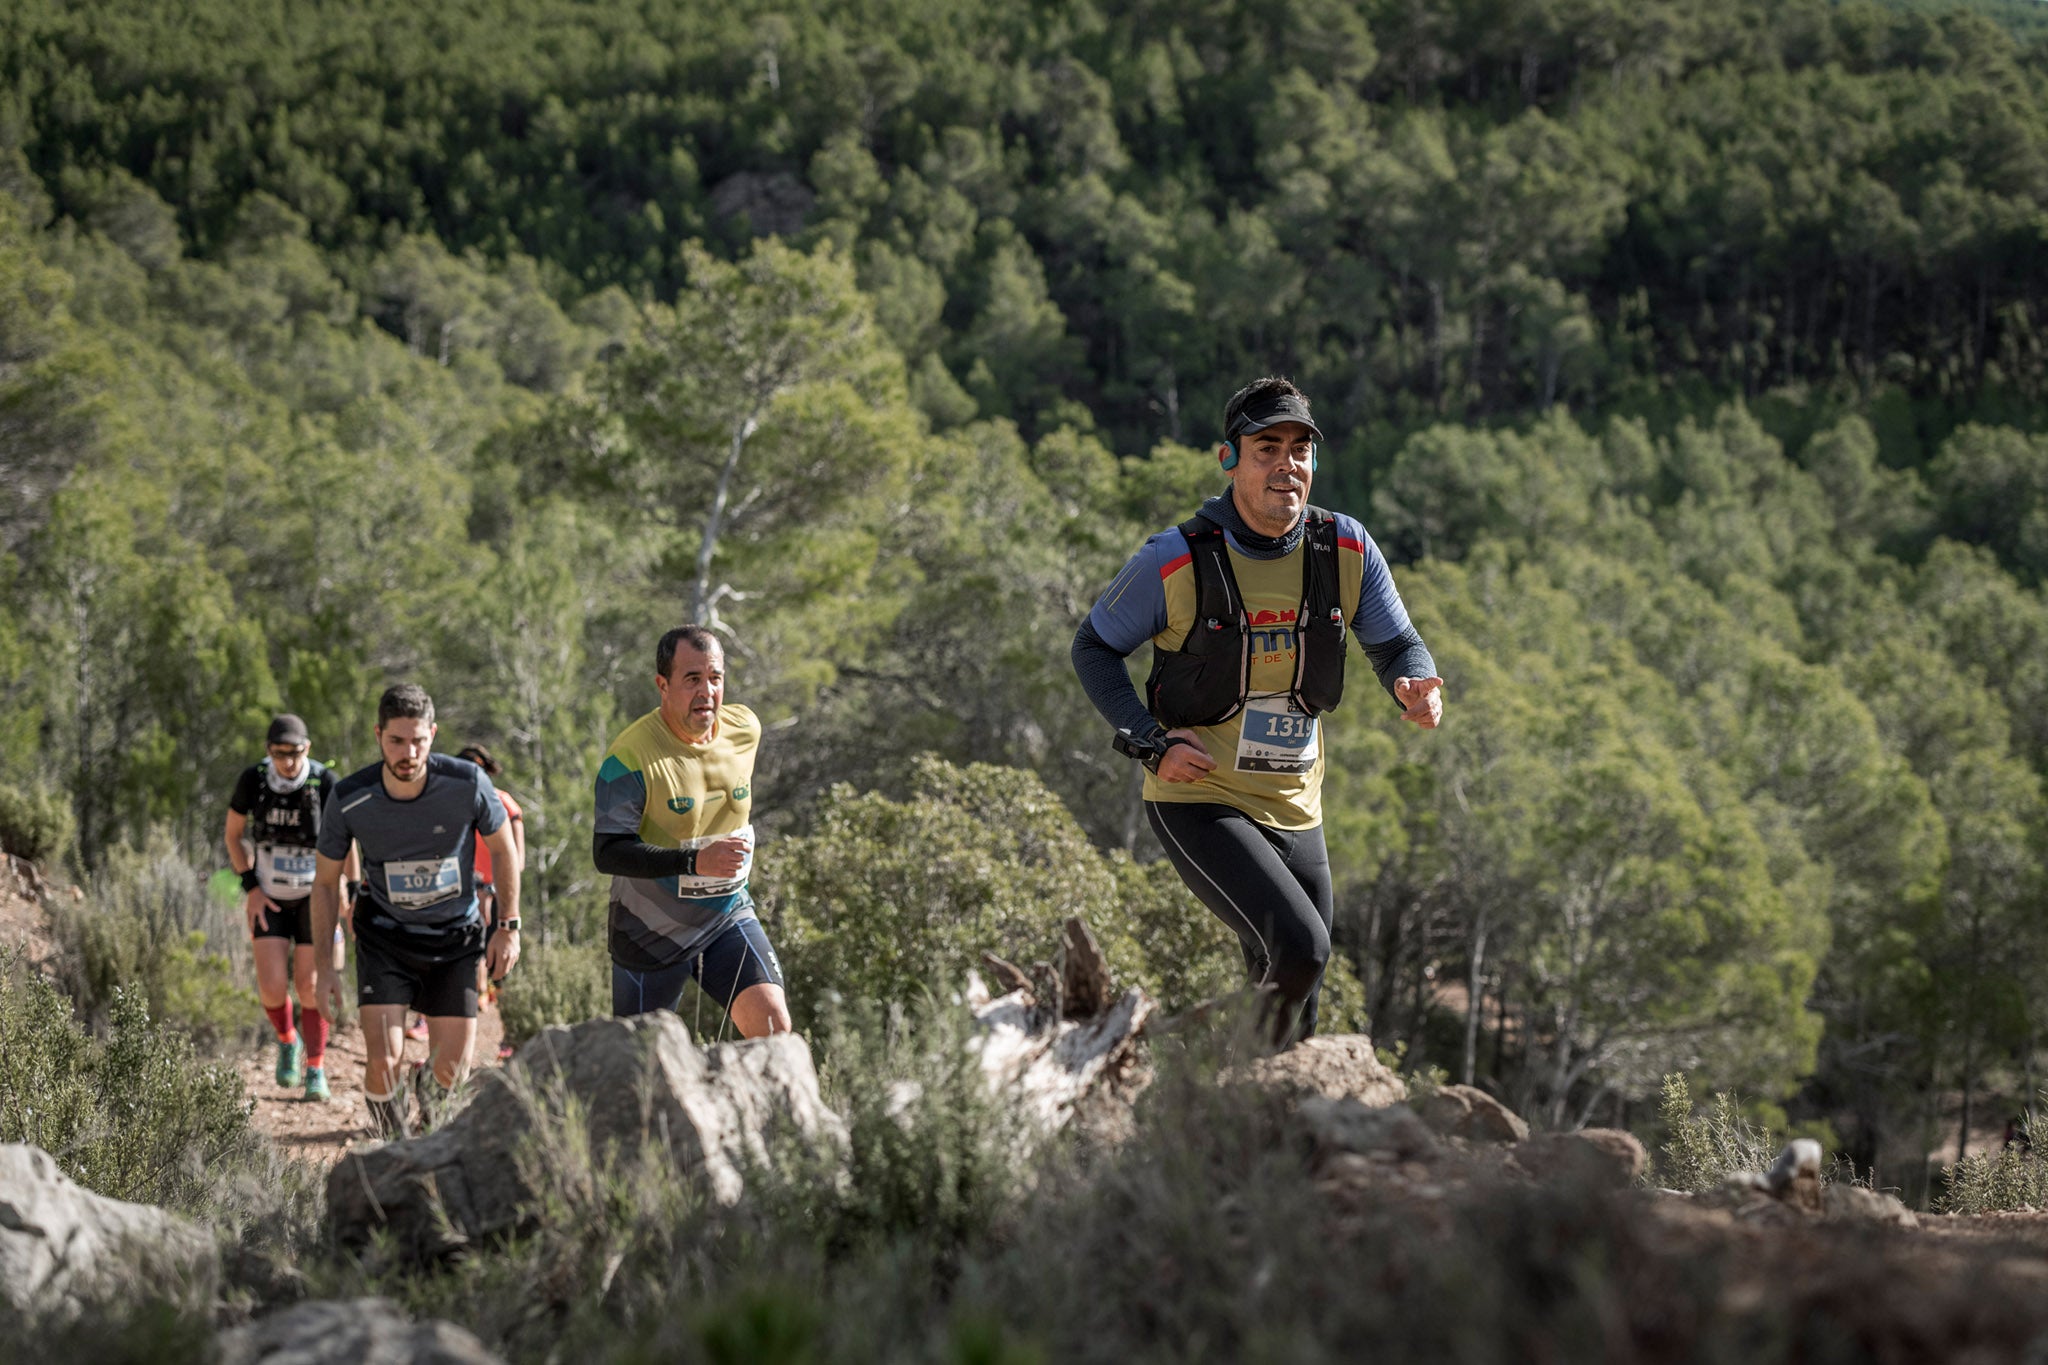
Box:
[312,685,521,1138]
[224,714,357,1102]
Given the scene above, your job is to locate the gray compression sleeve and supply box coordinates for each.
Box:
[1072,617,1165,740]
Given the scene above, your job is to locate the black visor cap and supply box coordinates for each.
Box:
[1228,392,1324,443]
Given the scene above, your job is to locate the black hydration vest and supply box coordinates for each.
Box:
[245,761,328,850]
[1144,508,1348,729]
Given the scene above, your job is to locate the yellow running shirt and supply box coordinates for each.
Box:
[594,704,760,967]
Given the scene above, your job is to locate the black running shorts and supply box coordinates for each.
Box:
[353,914,486,1018]
[250,896,314,946]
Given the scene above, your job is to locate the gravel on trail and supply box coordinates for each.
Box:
[235,1004,510,1165]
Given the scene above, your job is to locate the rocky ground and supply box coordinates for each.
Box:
[233,1003,510,1164]
[0,854,60,969]
[1,853,512,1165]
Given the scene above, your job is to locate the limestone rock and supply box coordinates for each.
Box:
[1300,1097,1439,1163]
[1228,1035,1408,1108]
[215,1297,501,1365]
[1412,1085,1530,1144]
[327,1015,846,1261]
[1511,1129,1647,1190]
[1822,1183,1919,1228]
[0,1144,217,1320]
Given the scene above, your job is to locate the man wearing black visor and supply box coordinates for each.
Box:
[1072,377,1443,1047]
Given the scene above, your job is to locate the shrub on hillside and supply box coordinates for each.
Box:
[0,781,74,866]
[0,950,257,1212]
[498,937,610,1048]
[1939,1110,2048,1213]
[49,832,256,1047]
[1656,1072,1782,1192]
[759,757,1238,1026]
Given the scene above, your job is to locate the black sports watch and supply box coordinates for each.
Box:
[495,917,521,933]
[1112,727,1195,775]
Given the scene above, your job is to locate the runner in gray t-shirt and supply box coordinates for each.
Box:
[313,684,522,1139]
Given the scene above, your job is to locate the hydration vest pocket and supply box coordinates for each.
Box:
[1147,641,1248,729]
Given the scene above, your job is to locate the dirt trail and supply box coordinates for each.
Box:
[234,1003,509,1165]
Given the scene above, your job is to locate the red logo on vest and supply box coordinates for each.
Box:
[1247,609,1298,626]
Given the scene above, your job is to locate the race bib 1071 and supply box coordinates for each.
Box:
[384,857,462,910]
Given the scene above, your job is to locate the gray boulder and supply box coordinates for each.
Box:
[214,1297,501,1365]
[1821,1182,1919,1227]
[1412,1085,1530,1144]
[1227,1035,1409,1108]
[327,1015,846,1261]
[0,1144,217,1319]
[1300,1097,1439,1163]
[1510,1129,1648,1190]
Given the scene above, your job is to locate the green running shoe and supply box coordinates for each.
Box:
[275,1038,304,1088]
[303,1066,330,1102]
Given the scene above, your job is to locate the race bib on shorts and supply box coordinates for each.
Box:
[255,844,317,900]
[672,823,755,902]
[1235,696,1319,774]
[384,857,462,910]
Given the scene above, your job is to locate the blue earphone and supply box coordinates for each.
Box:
[1220,438,1317,472]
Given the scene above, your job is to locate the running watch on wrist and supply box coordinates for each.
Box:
[495,918,521,933]
[1112,728,1192,775]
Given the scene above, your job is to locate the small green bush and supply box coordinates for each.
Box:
[1939,1111,2048,1213]
[0,781,74,866]
[50,831,256,1047]
[1656,1072,1782,1192]
[498,936,611,1047]
[0,950,258,1213]
[760,757,1238,1028]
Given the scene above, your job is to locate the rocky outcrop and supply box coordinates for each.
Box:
[215,1297,502,1365]
[1413,1084,1530,1144]
[1702,1138,1919,1227]
[327,1016,846,1262]
[0,1144,217,1320]
[1302,1097,1439,1164]
[1227,1035,1409,1108]
[1510,1129,1647,1190]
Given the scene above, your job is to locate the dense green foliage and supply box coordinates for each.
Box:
[8,0,2048,461]
[3,0,2048,1203]
[0,949,259,1212]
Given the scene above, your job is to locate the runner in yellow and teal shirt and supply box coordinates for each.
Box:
[1072,377,1444,1046]
[593,624,790,1037]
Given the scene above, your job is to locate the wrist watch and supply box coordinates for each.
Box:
[495,918,521,933]
[1111,728,1192,775]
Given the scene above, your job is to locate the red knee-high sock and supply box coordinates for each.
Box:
[264,1003,296,1044]
[301,1007,329,1069]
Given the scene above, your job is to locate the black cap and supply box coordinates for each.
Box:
[266,714,309,747]
[1228,391,1324,442]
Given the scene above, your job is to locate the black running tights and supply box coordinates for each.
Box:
[1146,800,1333,1046]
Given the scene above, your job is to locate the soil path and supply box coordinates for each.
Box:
[233,1002,509,1166]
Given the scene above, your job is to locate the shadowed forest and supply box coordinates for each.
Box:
[4,0,2048,1224]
